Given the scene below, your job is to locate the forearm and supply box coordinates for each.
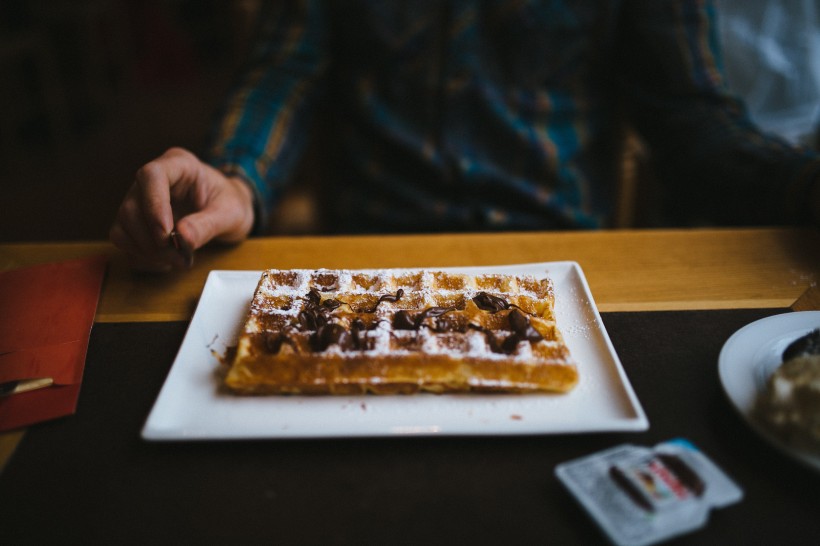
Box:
[207,0,327,234]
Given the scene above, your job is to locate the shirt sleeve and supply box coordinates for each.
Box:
[206,0,327,234]
[617,0,820,226]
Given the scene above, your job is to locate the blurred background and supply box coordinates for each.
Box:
[0,0,266,243]
[1,0,818,243]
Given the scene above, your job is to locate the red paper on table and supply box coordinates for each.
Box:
[0,255,107,431]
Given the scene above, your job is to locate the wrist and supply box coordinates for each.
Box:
[209,160,268,237]
[226,175,256,239]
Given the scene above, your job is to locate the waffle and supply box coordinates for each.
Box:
[223,269,578,395]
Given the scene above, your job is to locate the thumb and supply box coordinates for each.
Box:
[174,208,223,252]
[173,172,254,251]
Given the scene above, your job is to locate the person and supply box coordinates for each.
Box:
[110,1,820,270]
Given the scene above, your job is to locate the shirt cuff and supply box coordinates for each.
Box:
[210,161,269,236]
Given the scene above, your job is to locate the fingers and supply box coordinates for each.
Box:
[111,189,157,254]
[110,149,255,272]
[109,220,185,271]
[110,148,204,270]
[170,229,194,268]
[133,160,174,246]
[174,173,255,250]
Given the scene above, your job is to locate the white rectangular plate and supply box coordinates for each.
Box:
[142,262,648,440]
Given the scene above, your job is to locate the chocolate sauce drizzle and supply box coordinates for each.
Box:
[265,288,404,354]
[392,306,458,331]
[362,289,404,313]
[472,292,510,313]
[467,310,543,355]
[297,288,347,330]
[468,293,543,353]
[263,331,297,354]
[264,289,543,355]
[472,291,531,315]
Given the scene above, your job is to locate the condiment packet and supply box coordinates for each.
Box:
[555,439,742,546]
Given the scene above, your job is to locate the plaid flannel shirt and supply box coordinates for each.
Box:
[208,0,820,233]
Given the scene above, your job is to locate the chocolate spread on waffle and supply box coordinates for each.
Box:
[224,269,578,394]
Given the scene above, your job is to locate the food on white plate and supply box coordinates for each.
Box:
[755,328,820,453]
[223,268,578,395]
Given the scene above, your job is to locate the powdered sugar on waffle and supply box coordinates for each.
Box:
[246,268,564,362]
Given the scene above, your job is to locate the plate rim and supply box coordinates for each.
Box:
[142,261,648,440]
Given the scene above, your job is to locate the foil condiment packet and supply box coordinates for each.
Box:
[555,439,743,546]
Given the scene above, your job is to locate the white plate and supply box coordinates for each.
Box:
[718,311,820,472]
[142,262,648,440]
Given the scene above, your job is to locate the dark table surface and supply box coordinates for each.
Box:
[2,309,819,545]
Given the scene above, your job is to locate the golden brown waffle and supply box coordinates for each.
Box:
[224,269,578,394]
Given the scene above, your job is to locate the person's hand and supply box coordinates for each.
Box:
[109,147,254,271]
